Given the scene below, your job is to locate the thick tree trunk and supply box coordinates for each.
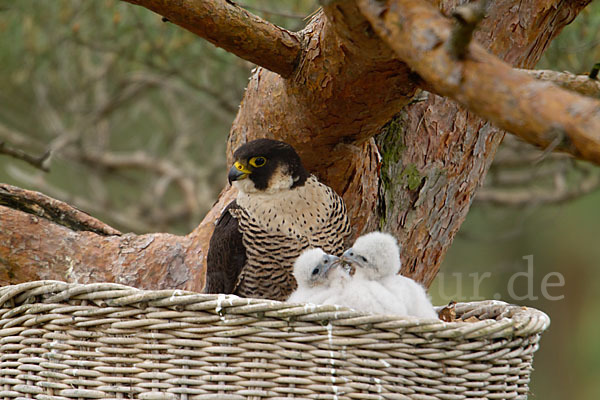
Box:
[0,0,591,291]
[378,0,591,286]
[205,0,591,287]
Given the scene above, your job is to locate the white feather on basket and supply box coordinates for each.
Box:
[0,281,550,400]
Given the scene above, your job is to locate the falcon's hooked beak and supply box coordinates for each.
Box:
[228,161,252,184]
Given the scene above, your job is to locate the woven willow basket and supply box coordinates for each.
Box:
[0,281,550,400]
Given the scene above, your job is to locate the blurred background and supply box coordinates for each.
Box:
[0,1,598,398]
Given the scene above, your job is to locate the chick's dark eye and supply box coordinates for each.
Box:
[360,255,368,262]
[250,156,267,167]
[311,267,320,276]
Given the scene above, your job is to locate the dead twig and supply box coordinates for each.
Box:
[0,141,51,172]
[476,164,600,206]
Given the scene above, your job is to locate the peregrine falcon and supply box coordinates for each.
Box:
[204,139,351,301]
[288,247,405,316]
[341,232,438,318]
[287,248,344,304]
[342,232,402,279]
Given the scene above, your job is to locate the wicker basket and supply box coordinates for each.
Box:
[0,281,550,400]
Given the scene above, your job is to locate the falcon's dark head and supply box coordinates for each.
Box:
[228,139,309,193]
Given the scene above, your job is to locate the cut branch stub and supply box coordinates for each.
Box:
[358,0,600,166]
[123,0,302,78]
[448,1,487,60]
[590,63,600,80]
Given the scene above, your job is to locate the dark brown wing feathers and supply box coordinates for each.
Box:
[204,200,247,294]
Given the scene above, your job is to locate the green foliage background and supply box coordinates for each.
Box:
[1,1,599,398]
[0,0,314,232]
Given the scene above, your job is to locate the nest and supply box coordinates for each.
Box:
[0,281,550,400]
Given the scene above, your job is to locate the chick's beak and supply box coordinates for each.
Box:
[228,161,252,184]
[341,248,367,268]
[341,248,356,263]
[320,254,340,276]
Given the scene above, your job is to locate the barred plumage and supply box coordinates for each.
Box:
[232,176,350,299]
[204,139,351,301]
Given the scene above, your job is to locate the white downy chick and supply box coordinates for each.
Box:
[321,232,405,314]
[287,248,346,304]
[342,231,437,319]
[343,232,401,279]
[322,269,407,316]
[287,248,390,315]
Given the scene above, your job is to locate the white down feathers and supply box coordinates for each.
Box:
[287,232,437,319]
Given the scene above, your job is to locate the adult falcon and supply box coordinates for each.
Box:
[204,139,351,301]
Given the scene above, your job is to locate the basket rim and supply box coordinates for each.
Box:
[0,280,550,340]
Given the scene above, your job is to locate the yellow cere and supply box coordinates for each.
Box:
[234,161,252,174]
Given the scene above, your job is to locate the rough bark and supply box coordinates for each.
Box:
[0,185,206,291]
[376,0,591,286]
[523,69,600,98]
[359,0,600,164]
[0,0,592,291]
[189,0,590,288]
[191,3,422,288]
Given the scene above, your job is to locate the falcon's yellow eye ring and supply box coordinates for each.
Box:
[249,156,267,168]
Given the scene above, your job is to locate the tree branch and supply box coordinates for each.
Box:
[0,184,121,236]
[122,0,302,78]
[479,134,600,207]
[447,0,488,60]
[523,69,600,98]
[76,150,199,216]
[0,204,202,291]
[5,166,157,233]
[476,166,600,206]
[358,0,600,166]
[0,142,51,172]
